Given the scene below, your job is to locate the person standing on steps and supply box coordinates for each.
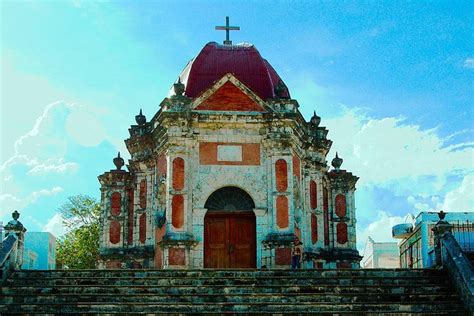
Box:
[291,238,303,269]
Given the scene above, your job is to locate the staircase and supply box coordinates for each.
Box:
[0,269,468,314]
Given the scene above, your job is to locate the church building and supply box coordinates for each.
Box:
[97,22,361,270]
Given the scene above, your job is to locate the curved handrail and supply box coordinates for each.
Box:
[0,235,18,267]
[1,235,20,281]
[441,232,474,313]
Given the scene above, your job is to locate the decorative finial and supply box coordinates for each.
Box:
[173,77,185,96]
[310,110,321,127]
[331,152,343,171]
[12,210,20,221]
[135,109,146,126]
[215,16,240,45]
[274,80,287,98]
[4,210,26,238]
[438,210,446,220]
[113,151,125,170]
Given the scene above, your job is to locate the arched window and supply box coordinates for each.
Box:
[205,187,255,211]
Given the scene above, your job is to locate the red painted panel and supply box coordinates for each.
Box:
[196,81,265,112]
[275,248,292,265]
[335,194,347,218]
[109,220,121,244]
[169,248,186,266]
[139,178,147,209]
[292,154,300,180]
[199,142,260,166]
[139,213,146,244]
[157,154,167,177]
[110,192,121,216]
[311,214,318,244]
[127,189,134,245]
[323,187,329,246]
[184,42,290,100]
[172,195,184,229]
[275,159,288,192]
[276,195,289,229]
[310,180,317,209]
[172,157,185,190]
[337,223,348,244]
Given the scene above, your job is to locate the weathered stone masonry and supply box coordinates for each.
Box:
[98,42,362,269]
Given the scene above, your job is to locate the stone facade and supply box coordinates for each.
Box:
[98,42,362,269]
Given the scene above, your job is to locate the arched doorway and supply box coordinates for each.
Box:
[204,187,256,268]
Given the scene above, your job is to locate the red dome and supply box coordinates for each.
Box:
[178,42,290,100]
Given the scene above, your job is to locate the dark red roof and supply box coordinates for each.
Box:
[180,42,290,100]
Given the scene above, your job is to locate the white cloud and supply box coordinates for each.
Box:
[442,173,474,212]
[0,187,64,217]
[0,193,21,203]
[43,213,67,237]
[30,187,64,203]
[27,159,79,175]
[324,109,474,186]
[357,211,405,252]
[65,108,107,147]
[463,58,474,69]
[1,101,73,174]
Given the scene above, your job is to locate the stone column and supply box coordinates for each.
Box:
[254,208,268,268]
[432,211,453,267]
[191,207,207,268]
[3,210,27,271]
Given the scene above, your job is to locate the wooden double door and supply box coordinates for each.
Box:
[204,211,256,268]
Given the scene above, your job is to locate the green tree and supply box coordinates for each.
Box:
[56,195,101,269]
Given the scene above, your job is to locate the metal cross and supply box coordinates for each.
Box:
[215,16,240,45]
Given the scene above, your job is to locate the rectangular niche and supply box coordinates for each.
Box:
[217,145,242,162]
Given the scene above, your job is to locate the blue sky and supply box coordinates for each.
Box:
[1,1,473,251]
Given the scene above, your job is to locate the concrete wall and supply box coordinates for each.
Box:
[22,232,56,270]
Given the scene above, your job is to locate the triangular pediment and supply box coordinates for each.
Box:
[193,74,267,112]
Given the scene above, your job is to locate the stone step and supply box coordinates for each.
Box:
[2,293,461,305]
[6,276,449,287]
[12,268,446,279]
[0,302,466,314]
[2,268,466,314]
[2,284,454,295]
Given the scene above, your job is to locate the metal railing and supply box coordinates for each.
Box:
[451,220,474,253]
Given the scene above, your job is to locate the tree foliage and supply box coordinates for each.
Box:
[56,195,101,269]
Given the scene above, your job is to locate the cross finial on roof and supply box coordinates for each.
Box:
[215,16,240,45]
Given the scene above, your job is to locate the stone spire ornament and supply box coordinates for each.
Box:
[135,109,146,126]
[310,111,321,127]
[274,80,286,98]
[4,210,26,237]
[173,77,185,96]
[331,152,343,171]
[113,152,125,171]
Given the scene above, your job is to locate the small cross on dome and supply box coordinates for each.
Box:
[215,16,240,45]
